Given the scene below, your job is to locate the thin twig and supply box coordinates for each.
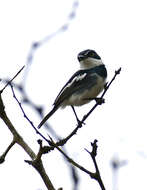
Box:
[0,139,16,164]
[85,140,106,190]
[81,67,121,123]
[50,137,106,190]
[0,65,25,93]
[9,67,121,190]
[10,84,54,149]
[49,136,94,175]
[0,84,55,190]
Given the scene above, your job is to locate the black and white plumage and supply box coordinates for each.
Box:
[38,49,107,128]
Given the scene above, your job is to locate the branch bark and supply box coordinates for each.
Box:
[0,93,55,190]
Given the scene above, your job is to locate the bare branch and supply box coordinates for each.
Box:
[85,140,106,190]
[6,67,121,190]
[0,139,15,164]
[10,84,53,147]
[49,136,93,175]
[0,88,55,190]
[81,67,121,123]
[49,137,106,190]
[0,65,25,93]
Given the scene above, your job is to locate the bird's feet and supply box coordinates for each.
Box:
[76,118,85,127]
[94,97,105,105]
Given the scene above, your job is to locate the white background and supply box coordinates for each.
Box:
[0,0,147,189]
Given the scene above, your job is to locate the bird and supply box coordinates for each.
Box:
[38,49,107,128]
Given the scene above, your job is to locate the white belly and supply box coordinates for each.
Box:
[62,77,105,107]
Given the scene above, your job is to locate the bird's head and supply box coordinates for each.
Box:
[77,49,103,69]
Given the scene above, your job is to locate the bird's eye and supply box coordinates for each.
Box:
[89,51,95,57]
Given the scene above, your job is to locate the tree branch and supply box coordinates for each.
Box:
[0,88,55,190]
[85,140,105,190]
[0,139,15,163]
[5,67,121,190]
[10,84,54,148]
[0,65,25,94]
[49,137,106,190]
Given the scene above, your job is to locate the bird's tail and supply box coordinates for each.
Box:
[38,106,58,128]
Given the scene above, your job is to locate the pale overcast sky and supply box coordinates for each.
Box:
[0,0,147,190]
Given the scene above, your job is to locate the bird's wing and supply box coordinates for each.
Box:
[53,69,98,107]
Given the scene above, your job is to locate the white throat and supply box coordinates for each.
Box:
[79,57,103,70]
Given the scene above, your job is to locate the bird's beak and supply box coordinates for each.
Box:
[78,54,86,61]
